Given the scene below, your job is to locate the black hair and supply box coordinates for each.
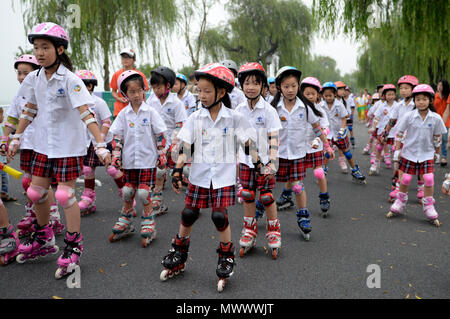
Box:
[150,72,167,87]
[120,74,145,96]
[58,52,73,72]
[438,79,449,102]
[413,93,437,113]
[238,71,267,90]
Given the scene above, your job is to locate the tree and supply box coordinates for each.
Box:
[20,0,177,90]
[202,0,313,70]
[312,0,449,84]
[302,55,342,84]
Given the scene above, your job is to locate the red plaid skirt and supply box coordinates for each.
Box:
[123,168,156,187]
[239,163,275,191]
[304,151,324,169]
[371,130,378,138]
[20,149,34,172]
[276,157,306,182]
[31,152,83,182]
[386,138,394,146]
[185,183,235,208]
[83,142,113,168]
[398,157,434,176]
[329,136,350,151]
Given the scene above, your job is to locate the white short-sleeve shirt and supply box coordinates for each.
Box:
[177,104,254,189]
[229,87,247,110]
[7,94,35,150]
[276,97,320,160]
[321,99,348,141]
[110,102,167,169]
[396,109,447,162]
[367,100,381,118]
[16,64,94,158]
[306,102,330,153]
[147,92,187,145]
[86,94,113,146]
[388,99,415,138]
[180,90,197,116]
[374,101,398,135]
[235,97,282,168]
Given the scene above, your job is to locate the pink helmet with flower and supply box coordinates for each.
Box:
[14,54,39,69]
[28,22,69,49]
[397,75,419,87]
[412,84,435,97]
[381,84,396,95]
[76,70,98,86]
[117,70,142,96]
[301,77,322,92]
[194,63,235,93]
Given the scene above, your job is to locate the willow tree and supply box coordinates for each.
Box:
[313,0,449,85]
[20,0,177,90]
[202,0,312,69]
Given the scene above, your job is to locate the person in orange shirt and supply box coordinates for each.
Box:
[110,48,149,117]
[434,79,450,166]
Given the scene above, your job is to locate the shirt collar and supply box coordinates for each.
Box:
[199,103,232,120]
[125,101,149,114]
[39,63,67,81]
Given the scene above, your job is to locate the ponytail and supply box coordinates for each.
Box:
[58,52,73,72]
[222,93,232,109]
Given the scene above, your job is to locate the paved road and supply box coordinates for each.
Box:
[2,121,449,299]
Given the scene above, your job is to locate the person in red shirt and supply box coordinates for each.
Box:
[434,79,450,166]
[109,48,149,117]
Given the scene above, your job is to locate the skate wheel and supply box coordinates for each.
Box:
[109,233,116,243]
[0,255,5,266]
[322,212,328,218]
[303,233,310,241]
[160,269,169,281]
[272,249,278,260]
[432,220,441,227]
[386,211,396,218]
[55,267,65,279]
[239,247,245,258]
[16,254,26,264]
[217,278,226,293]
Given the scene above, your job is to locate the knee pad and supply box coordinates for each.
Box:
[313,168,325,180]
[181,206,200,227]
[106,166,122,179]
[122,183,136,202]
[343,150,353,160]
[401,173,413,186]
[136,184,151,206]
[423,173,434,187]
[376,143,383,152]
[83,166,95,178]
[22,173,32,192]
[55,185,77,209]
[241,188,255,203]
[156,167,167,180]
[27,183,49,204]
[211,208,229,232]
[292,181,304,195]
[259,190,274,207]
[183,165,190,179]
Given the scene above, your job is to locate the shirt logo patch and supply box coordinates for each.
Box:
[129,122,135,128]
[428,123,432,128]
[280,116,286,122]
[167,108,172,113]
[142,118,150,126]
[58,88,65,95]
[74,85,81,92]
[299,113,303,119]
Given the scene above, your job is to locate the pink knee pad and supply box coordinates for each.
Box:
[423,173,434,187]
[83,166,95,178]
[401,173,413,186]
[55,185,77,209]
[376,143,383,152]
[27,184,49,204]
[106,166,122,179]
[21,173,32,192]
[313,168,325,180]
[292,182,304,195]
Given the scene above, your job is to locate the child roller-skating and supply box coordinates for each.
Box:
[235,62,282,259]
[55,232,83,279]
[109,70,168,247]
[276,186,295,210]
[386,84,446,227]
[161,63,253,292]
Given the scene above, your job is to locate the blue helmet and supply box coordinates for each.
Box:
[267,77,275,84]
[322,82,337,92]
[176,73,188,84]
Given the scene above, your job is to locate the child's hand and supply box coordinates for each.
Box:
[171,168,183,194]
[442,174,450,195]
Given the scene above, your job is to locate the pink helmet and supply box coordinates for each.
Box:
[382,84,396,95]
[412,84,435,97]
[397,75,419,87]
[194,63,235,93]
[301,77,322,92]
[14,54,39,69]
[76,70,98,86]
[28,22,69,49]
[117,70,142,96]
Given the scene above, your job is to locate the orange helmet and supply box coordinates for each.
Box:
[334,81,346,89]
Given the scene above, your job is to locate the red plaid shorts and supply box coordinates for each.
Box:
[20,149,34,172]
[123,168,156,187]
[304,151,324,169]
[31,152,83,182]
[398,157,434,176]
[239,163,275,191]
[83,142,113,168]
[329,136,350,151]
[276,157,306,182]
[185,183,236,208]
